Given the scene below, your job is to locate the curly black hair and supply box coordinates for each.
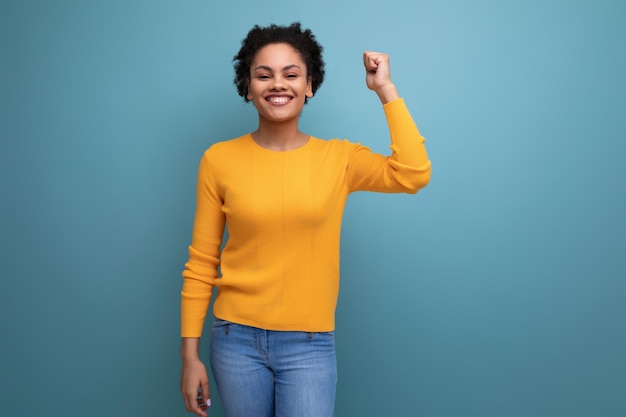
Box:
[233,22,325,103]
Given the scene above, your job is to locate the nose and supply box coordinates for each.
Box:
[270,75,287,90]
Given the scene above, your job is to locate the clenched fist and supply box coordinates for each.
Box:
[363,51,399,104]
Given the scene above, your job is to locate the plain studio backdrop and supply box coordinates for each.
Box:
[1,1,625,416]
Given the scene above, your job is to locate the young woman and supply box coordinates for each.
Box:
[180,22,431,417]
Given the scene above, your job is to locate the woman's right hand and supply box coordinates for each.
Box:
[180,357,211,417]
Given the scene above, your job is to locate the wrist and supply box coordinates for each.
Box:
[181,337,200,360]
[375,83,399,104]
[181,352,200,362]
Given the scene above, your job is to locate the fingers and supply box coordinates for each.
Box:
[363,51,389,73]
[200,379,211,410]
[185,386,208,417]
[192,383,211,417]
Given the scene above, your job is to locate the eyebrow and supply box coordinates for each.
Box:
[253,64,303,72]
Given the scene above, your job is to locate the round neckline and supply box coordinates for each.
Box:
[246,133,313,154]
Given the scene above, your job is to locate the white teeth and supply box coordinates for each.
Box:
[268,96,291,104]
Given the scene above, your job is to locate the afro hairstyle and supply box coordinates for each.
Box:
[233,22,325,103]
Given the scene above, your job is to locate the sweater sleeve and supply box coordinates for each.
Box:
[346,98,431,193]
[181,150,225,337]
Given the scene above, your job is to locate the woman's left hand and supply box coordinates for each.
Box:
[363,51,399,103]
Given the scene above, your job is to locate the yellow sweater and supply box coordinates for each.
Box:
[181,99,431,337]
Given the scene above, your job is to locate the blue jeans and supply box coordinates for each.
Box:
[210,318,337,417]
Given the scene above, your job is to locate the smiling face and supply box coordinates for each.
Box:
[247,43,313,124]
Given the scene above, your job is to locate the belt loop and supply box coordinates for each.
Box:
[225,324,230,335]
[307,332,312,339]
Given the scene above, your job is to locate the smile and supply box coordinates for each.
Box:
[266,96,292,105]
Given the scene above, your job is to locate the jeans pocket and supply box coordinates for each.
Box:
[212,317,231,334]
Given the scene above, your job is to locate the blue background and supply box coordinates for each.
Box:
[2,0,625,416]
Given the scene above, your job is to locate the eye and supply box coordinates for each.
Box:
[256,74,271,80]
[285,73,299,79]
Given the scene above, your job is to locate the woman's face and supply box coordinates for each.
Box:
[247,43,313,124]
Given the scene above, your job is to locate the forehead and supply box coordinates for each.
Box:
[252,43,305,69]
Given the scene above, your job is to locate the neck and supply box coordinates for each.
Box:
[252,117,308,151]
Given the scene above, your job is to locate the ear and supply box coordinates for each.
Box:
[306,78,313,98]
[246,79,253,101]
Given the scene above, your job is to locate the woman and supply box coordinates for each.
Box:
[180,22,431,417]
